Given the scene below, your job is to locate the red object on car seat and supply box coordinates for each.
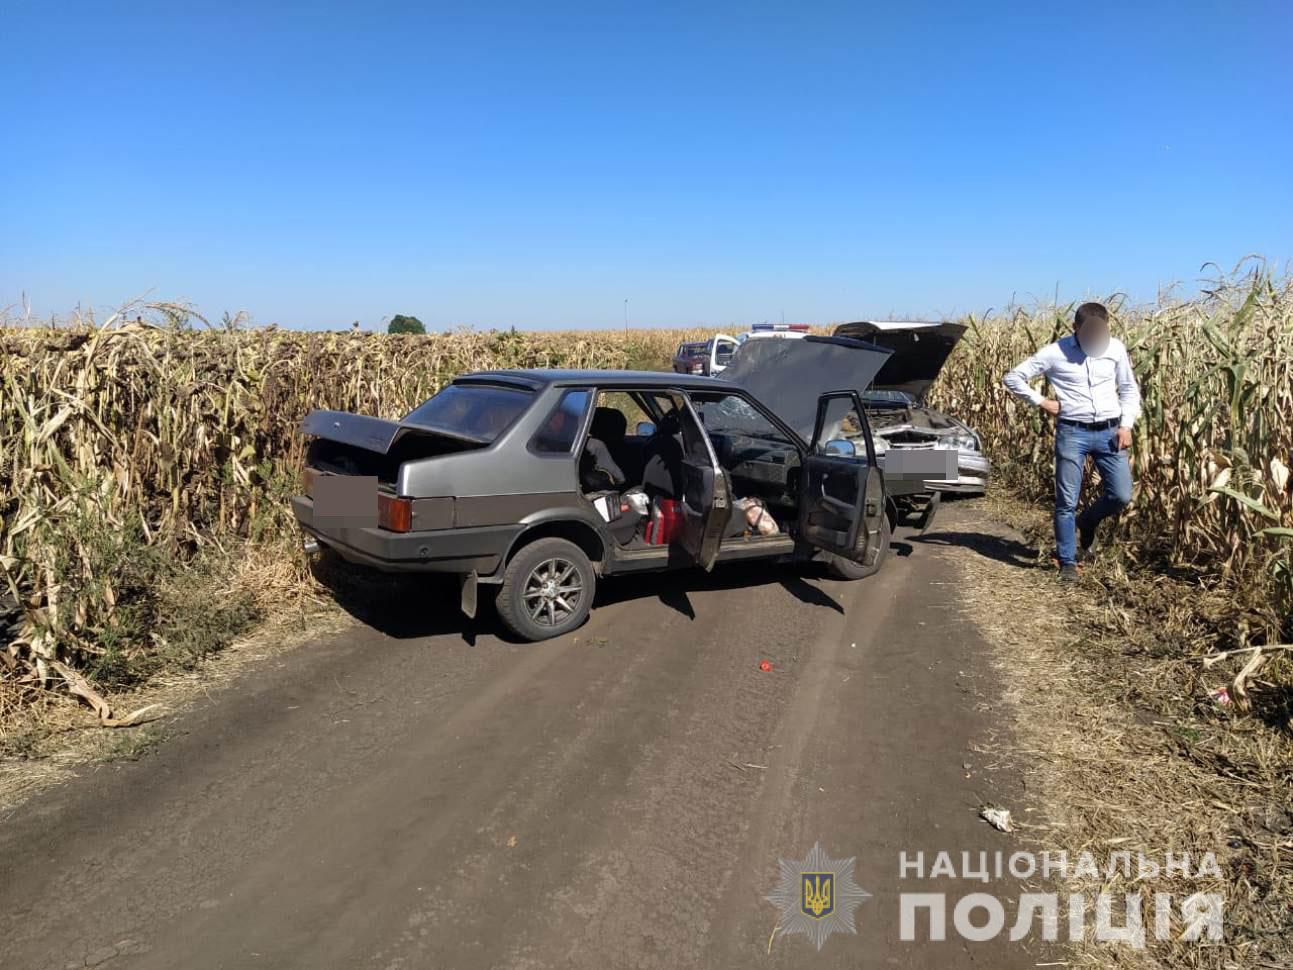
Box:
[645,498,682,545]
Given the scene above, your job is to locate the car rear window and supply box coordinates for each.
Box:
[403,383,534,442]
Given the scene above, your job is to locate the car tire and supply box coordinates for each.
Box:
[826,513,891,581]
[496,538,596,642]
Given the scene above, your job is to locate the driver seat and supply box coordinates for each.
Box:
[641,410,685,498]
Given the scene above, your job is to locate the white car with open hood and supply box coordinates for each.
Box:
[832,321,990,497]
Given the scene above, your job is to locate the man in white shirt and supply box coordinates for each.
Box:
[1003,302,1141,581]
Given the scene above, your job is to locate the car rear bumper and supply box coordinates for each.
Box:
[292,495,517,575]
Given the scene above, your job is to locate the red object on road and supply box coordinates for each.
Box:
[759,660,773,671]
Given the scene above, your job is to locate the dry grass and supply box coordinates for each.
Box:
[948,493,1291,969]
[0,541,349,813]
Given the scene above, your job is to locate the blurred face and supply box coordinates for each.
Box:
[1076,316,1110,356]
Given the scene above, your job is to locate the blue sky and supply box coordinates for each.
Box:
[2,1,1290,330]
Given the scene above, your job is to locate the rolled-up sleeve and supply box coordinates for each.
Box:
[1115,344,1142,428]
[1003,348,1048,406]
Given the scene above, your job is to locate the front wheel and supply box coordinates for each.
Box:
[826,513,891,581]
[496,538,596,641]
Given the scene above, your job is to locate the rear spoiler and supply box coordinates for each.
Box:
[300,409,402,455]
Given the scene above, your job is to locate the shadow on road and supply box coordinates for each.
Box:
[310,556,498,644]
[778,573,845,613]
[913,529,1040,568]
[313,553,849,642]
[596,560,844,616]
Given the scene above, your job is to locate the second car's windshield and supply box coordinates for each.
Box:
[864,390,916,407]
[403,384,534,442]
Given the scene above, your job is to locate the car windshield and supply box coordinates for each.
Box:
[864,390,916,407]
[682,343,707,355]
[690,393,794,443]
[403,384,534,442]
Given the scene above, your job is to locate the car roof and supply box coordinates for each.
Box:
[456,369,734,392]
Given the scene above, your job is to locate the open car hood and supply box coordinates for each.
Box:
[719,335,892,442]
[831,321,967,400]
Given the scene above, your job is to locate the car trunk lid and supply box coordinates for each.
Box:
[301,410,402,455]
[300,409,489,486]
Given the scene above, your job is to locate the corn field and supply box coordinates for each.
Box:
[1,271,1290,718]
[931,266,1293,637]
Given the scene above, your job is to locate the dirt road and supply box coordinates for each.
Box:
[1,505,1049,969]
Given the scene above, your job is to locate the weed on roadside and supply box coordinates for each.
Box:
[949,495,1292,970]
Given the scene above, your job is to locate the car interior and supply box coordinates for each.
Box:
[577,388,803,551]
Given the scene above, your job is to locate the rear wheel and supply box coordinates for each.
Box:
[826,512,891,581]
[496,538,596,641]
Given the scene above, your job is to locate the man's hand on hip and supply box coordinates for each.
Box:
[1115,427,1132,450]
[1039,399,1060,417]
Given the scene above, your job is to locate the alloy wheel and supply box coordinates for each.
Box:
[522,557,583,627]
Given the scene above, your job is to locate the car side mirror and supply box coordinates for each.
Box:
[636,421,657,436]
[823,438,856,457]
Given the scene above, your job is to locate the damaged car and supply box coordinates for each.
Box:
[831,320,990,495]
[293,336,947,642]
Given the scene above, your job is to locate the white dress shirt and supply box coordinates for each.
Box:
[1003,333,1142,428]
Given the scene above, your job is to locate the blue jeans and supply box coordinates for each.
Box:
[1054,422,1133,564]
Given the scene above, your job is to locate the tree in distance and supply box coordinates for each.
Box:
[388,314,426,335]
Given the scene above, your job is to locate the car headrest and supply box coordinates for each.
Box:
[590,406,627,442]
[654,410,681,436]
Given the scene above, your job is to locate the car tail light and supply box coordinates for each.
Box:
[378,494,412,532]
[302,466,319,496]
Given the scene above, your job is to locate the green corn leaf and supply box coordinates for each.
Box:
[1208,485,1280,521]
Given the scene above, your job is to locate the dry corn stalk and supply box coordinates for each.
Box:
[1,274,1289,716]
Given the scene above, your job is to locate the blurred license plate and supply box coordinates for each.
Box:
[885,449,958,481]
[312,474,378,526]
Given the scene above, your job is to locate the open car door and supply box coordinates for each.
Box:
[798,391,887,568]
[674,395,730,570]
[708,334,739,375]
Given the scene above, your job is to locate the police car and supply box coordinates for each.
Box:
[705,323,811,375]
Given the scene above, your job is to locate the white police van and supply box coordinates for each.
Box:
[706,323,811,375]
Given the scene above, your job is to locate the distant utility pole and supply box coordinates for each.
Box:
[624,298,629,334]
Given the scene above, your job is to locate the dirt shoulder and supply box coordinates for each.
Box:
[929,495,1291,970]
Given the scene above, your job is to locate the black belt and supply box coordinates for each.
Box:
[1058,417,1119,431]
